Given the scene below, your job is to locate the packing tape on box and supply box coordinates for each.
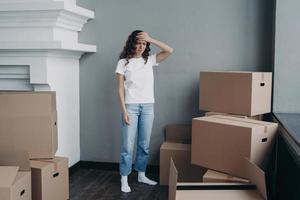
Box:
[205,112,261,120]
[210,115,269,133]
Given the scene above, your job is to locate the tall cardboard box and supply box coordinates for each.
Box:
[191,115,277,178]
[0,91,57,159]
[169,158,267,200]
[199,71,272,116]
[160,142,206,185]
[0,167,31,200]
[30,157,69,200]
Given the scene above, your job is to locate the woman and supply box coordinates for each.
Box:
[115,30,173,193]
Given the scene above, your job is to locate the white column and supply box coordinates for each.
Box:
[0,0,96,166]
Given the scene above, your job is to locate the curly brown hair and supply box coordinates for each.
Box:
[119,30,151,65]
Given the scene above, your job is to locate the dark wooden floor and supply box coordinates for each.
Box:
[69,168,168,200]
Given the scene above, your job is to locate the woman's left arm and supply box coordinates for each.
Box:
[137,32,173,63]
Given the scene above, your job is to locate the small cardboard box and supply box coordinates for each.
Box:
[191,115,277,178]
[165,124,191,144]
[199,71,272,116]
[0,167,31,200]
[0,149,32,200]
[30,157,69,200]
[0,91,57,159]
[169,158,267,200]
[160,142,206,185]
[203,169,249,183]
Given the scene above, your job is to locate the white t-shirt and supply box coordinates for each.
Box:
[115,54,159,104]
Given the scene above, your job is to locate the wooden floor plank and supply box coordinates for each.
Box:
[70,168,168,200]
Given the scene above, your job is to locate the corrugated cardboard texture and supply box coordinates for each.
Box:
[30,157,69,200]
[191,115,277,178]
[160,142,206,185]
[165,124,191,144]
[0,92,57,159]
[199,71,272,116]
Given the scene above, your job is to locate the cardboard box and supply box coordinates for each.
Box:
[191,115,277,178]
[0,167,31,200]
[203,169,249,183]
[30,157,69,200]
[205,111,263,121]
[165,124,191,144]
[160,142,206,185]
[0,147,31,172]
[199,71,272,116]
[0,149,32,200]
[169,158,267,200]
[0,91,57,159]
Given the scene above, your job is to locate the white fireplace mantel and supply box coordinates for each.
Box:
[0,0,96,166]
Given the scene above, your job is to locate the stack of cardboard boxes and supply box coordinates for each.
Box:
[0,92,69,200]
[164,71,278,200]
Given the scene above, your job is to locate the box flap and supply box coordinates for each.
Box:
[169,157,178,200]
[176,189,264,200]
[0,146,30,171]
[211,115,277,127]
[203,169,249,183]
[161,142,191,151]
[246,159,267,199]
[193,116,261,129]
[194,115,277,132]
[30,157,68,170]
[0,166,19,187]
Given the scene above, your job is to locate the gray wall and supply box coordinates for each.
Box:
[273,0,300,113]
[77,0,273,165]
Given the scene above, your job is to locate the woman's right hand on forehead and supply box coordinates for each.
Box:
[137,32,151,42]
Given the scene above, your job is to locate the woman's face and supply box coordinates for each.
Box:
[134,39,147,57]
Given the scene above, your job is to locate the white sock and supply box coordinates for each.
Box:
[121,176,131,193]
[138,172,157,185]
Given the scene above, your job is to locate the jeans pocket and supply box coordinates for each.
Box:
[125,104,139,114]
[142,103,154,115]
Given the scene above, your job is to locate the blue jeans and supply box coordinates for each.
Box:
[120,103,154,176]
